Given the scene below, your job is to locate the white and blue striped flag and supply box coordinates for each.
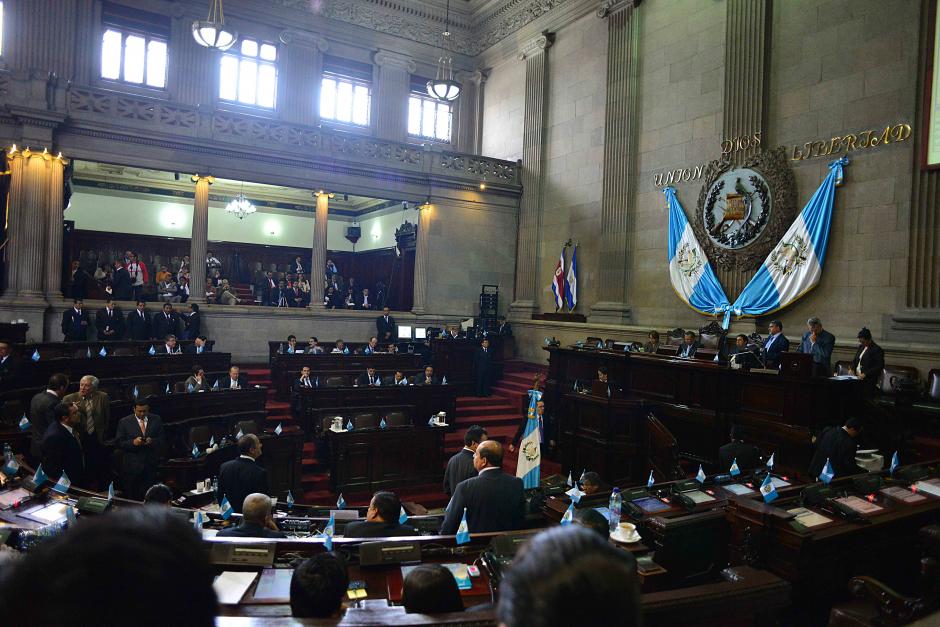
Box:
[52,471,72,494]
[560,501,575,526]
[455,508,471,545]
[33,464,48,486]
[729,458,741,477]
[515,390,543,489]
[323,513,335,550]
[399,506,408,525]
[337,493,346,509]
[766,452,775,470]
[890,451,899,475]
[1,456,19,477]
[647,469,655,489]
[220,496,233,520]
[760,474,778,503]
[696,465,706,484]
[19,415,30,431]
[819,458,835,484]
[274,423,283,436]
[565,245,578,311]
[108,482,115,501]
[287,490,295,509]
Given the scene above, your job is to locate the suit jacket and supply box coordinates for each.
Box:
[446,332,464,340]
[182,312,201,339]
[799,330,836,375]
[29,390,61,459]
[440,468,525,534]
[61,308,90,341]
[376,315,396,340]
[184,376,210,393]
[185,343,212,355]
[115,413,165,475]
[497,322,513,336]
[676,342,700,358]
[808,426,863,479]
[851,342,885,385]
[95,307,125,339]
[0,354,19,387]
[216,522,286,539]
[220,377,245,390]
[271,287,293,307]
[355,373,382,386]
[473,347,493,375]
[343,520,418,538]
[218,456,270,514]
[154,343,182,355]
[41,421,85,485]
[62,391,111,445]
[443,448,477,496]
[256,277,275,305]
[152,312,180,340]
[126,310,152,341]
[415,376,439,386]
[763,333,790,367]
[111,266,132,301]
[718,441,762,472]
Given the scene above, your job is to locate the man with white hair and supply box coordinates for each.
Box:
[63,375,111,489]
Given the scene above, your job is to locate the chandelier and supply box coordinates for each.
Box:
[426,0,461,102]
[225,193,256,220]
[192,0,238,51]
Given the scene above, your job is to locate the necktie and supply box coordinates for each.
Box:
[73,428,83,450]
[84,398,94,435]
[138,418,147,435]
[369,376,374,385]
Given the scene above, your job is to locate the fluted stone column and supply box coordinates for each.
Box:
[190,175,213,303]
[454,70,486,154]
[310,191,331,310]
[373,51,415,142]
[44,153,66,299]
[412,203,432,315]
[509,34,553,320]
[590,0,640,324]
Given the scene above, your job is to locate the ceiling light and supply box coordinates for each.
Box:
[427,0,460,102]
[192,0,238,51]
[225,193,256,220]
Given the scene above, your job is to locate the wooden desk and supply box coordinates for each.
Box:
[0,323,28,343]
[271,353,422,399]
[429,336,511,393]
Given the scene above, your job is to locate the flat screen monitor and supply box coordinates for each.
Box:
[632,496,671,514]
[397,325,413,340]
[414,327,427,339]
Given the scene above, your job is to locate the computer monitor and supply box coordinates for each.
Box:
[397,325,413,340]
[414,327,427,340]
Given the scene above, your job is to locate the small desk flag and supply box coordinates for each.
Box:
[187,382,195,393]
[33,464,48,486]
[343,347,350,354]
[274,423,283,436]
[31,350,40,362]
[890,451,899,475]
[99,347,107,357]
[561,501,575,526]
[565,485,584,504]
[427,417,435,427]
[337,493,346,509]
[212,379,220,390]
[399,506,408,525]
[379,418,387,430]
[346,420,354,431]
[1,457,20,477]
[108,482,115,501]
[456,508,471,545]
[220,496,233,520]
[729,458,741,477]
[19,415,30,431]
[52,472,72,494]
[236,428,244,439]
[287,490,295,510]
[133,385,139,399]
[165,383,171,395]
[86,347,92,358]
[696,465,706,483]
[647,470,655,489]
[760,474,778,503]
[567,471,574,487]
[819,458,835,484]
[66,505,77,526]
[442,375,448,385]
[766,452,775,470]
[324,513,335,550]
[148,345,156,356]
[209,436,215,448]
[193,511,205,531]
[191,443,200,458]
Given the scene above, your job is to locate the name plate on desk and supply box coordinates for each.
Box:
[360,540,421,566]
[209,542,277,567]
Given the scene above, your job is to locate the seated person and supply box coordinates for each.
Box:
[343,287,356,309]
[359,288,374,310]
[676,331,700,358]
[573,508,609,539]
[186,335,211,354]
[642,331,660,353]
[392,370,409,386]
[290,553,348,619]
[343,491,418,538]
[222,365,244,390]
[596,366,608,384]
[216,493,286,539]
[718,425,761,472]
[285,335,300,354]
[331,339,347,354]
[185,366,209,393]
[498,526,639,627]
[307,337,324,354]
[445,326,463,340]
[807,417,865,479]
[730,334,750,355]
[355,367,382,387]
[763,319,789,368]
[387,342,399,354]
[363,336,380,354]
[849,327,884,387]
[580,471,602,495]
[416,365,439,385]
[155,334,181,354]
[401,564,464,614]
[496,316,512,336]
[144,483,173,505]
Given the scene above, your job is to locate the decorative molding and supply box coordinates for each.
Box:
[596,0,640,19]
[517,33,554,61]
[455,69,487,85]
[278,29,330,52]
[439,153,517,181]
[373,50,418,74]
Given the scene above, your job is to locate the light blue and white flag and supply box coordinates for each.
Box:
[220,495,233,520]
[193,511,205,531]
[287,490,295,510]
[428,416,435,427]
[455,508,471,545]
[192,443,200,458]
[760,473,778,503]
[212,379,220,390]
[565,245,578,311]
[695,465,706,484]
[890,451,899,475]
[133,385,139,399]
[336,493,346,509]
[33,464,48,486]
[108,482,115,501]
[567,471,574,487]
[323,513,335,550]
[515,389,543,489]
[86,347,92,358]
[19,415,30,431]
[560,501,575,526]
[31,349,40,362]
[346,420,354,431]
[2,456,20,476]
[729,458,741,477]
[52,471,72,494]
[441,375,447,385]
[731,158,848,322]
[399,506,408,525]
[647,469,655,489]
[148,345,156,356]
[287,345,294,354]
[165,383,171,395]
[566,484,584,504]
[236,428,244,439]
[379,418,387,430]
[99,347,107,357]
[766,452,775,470]
[209,435,215,448]
[274,423,283,436]
[343,347,350,355]
[665,187,731,323]
[66,504,77,525]
[819,458,835,484]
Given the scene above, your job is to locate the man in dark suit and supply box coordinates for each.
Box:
[798,316,836,377]
[473,337,494,397]
[257,271,276,306]
[185,335,211,355]
[445,327,463,340]
[126,301,152,341]
[154,334,182,354]
[111,261,132,301]
[95,299,125,340]
[152,303,179,340]
[355,367,382,387]
[415,365,439,386]
[808,417,865,479]
[115,399,165,500]
[216,493,286,539]
[218,434,270,514]
[292,366,315,416]
[62,375,111,489]
[849,327,885,389]
[0,341,18,387]
[344,491,418,538]
[496,316,512,336]
[41,402,85,486]
[676,331,700,358]
[718,425,762,472]
[376,307,396,342]
[441,441,525,534]
[271,279,293,307]
[510,398,554,453]
[763,320,790,368]
[29,373,69,461]
[220,365,246,390]
[444,425,487,496]
[181,303,201,340]
[61,299,90,341]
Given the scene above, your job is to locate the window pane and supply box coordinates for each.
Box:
[408,97,422,135]
[241,38,258,57]
[146,39,167,88]
[320,78,336,119]
[101,29,122,80]
[436,103,450,140]
[238,59,257,104]
[123,35,145,83]
[335,80,353,122]
[0,2,4,57]
[257,63,276,108]
[219,54,238,100]
[260,43,277,61]
[352,85,369,126]
[422,100,435,138]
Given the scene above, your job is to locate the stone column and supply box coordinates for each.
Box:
[310,191,331,310]
[454,70,486,154]
[43,153,66,299]
[190,175,213,303]
[278,30,329,126]
[412,203,432,315]
[590,0,640,324]
[509,33,553,320]
[373,51,415,142]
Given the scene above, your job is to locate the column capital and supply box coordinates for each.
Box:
[278,29,329,52]
[191,174,215,184]
[373,50,417,74]
[517,32,554,61]
[455,69,487,85]
[313,189,335,199]
[596,0,640,19]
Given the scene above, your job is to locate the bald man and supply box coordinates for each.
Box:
[217,493,286,539]
[218,434,270,514]
[440,440,525,535]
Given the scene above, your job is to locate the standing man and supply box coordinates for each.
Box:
[29,374,69,462]
[808,417,865,479]
[126,252,147,302]
[0,341,17,386]
[444,425,487,496]
[510,399,554,454]
[95,298,125,340]
[473,338,494,397]
[41,402,85,486]
[152,303,179,341]
[799,317,836,377]
[718,425,762,472]
[496,316,513,336]
[126,301,152,341]
[376,307,396,342]
[218,434,270,514]
[181,303,201,340]
[849,328,885,390]
[61,299,90,341]
[111,261,132,301]
[763,320,790,368]
[116,399,164,500]
[63,375,111,490]
[440,441,525,534]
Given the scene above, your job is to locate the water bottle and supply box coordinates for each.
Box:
[608,487,622,534]
[211,477,219,502]
[3,443,11,463]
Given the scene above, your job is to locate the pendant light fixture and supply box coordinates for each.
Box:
[192,0,238,51]
[426,0,461,102]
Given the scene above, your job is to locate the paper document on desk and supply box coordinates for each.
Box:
[213,571,258,604]
[787,507,832,528]
[913,479,940,498]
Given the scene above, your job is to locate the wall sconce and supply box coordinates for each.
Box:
[264,219,281,237]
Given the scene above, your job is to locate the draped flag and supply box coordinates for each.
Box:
[550,247,567,311]
[665,187,731,321]
[565,245,578,311]
[730,158,848,320]
[515,390,543,489]
[565,484,584,504]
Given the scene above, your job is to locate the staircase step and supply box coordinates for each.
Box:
[455,403,517,417]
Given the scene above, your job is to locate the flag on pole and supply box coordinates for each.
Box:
[549,247,567,311]
[399,506,408,525]
[191,443,200,458]
[515,389,543,489]
[31,350,40,362]
[346,420,354,431]
[286,490,295,510]
[760,474,778,503]
[99,347,107,357]
[455,508,471,545]
[19,415,30,431]
[133,385,139,399]
[108,482,115,501]
[86,347,92,358]
[729,458,741,477]
[890,451,900,475]
[220,496,233,520]
[337,493,346,509]
[274,423,283,436]
[565,245,578,311]
[66,505,77,526]
[236,428,244,439]
[819,458,834,484]
[193,511,205,532]
[32,464,48,486]
[647,470,655,489]
[567,471,574,487]
[1,457,19,477]
[766,453,775,470]
[560,502,575,526]
[565,485,584,504]
[52,472,72,494]
[379,418,387,429]
[323,513,335,550]
[696,465,706,483]
[209,436,215,448]
[212,379,220,390]
[148,345,156,356]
